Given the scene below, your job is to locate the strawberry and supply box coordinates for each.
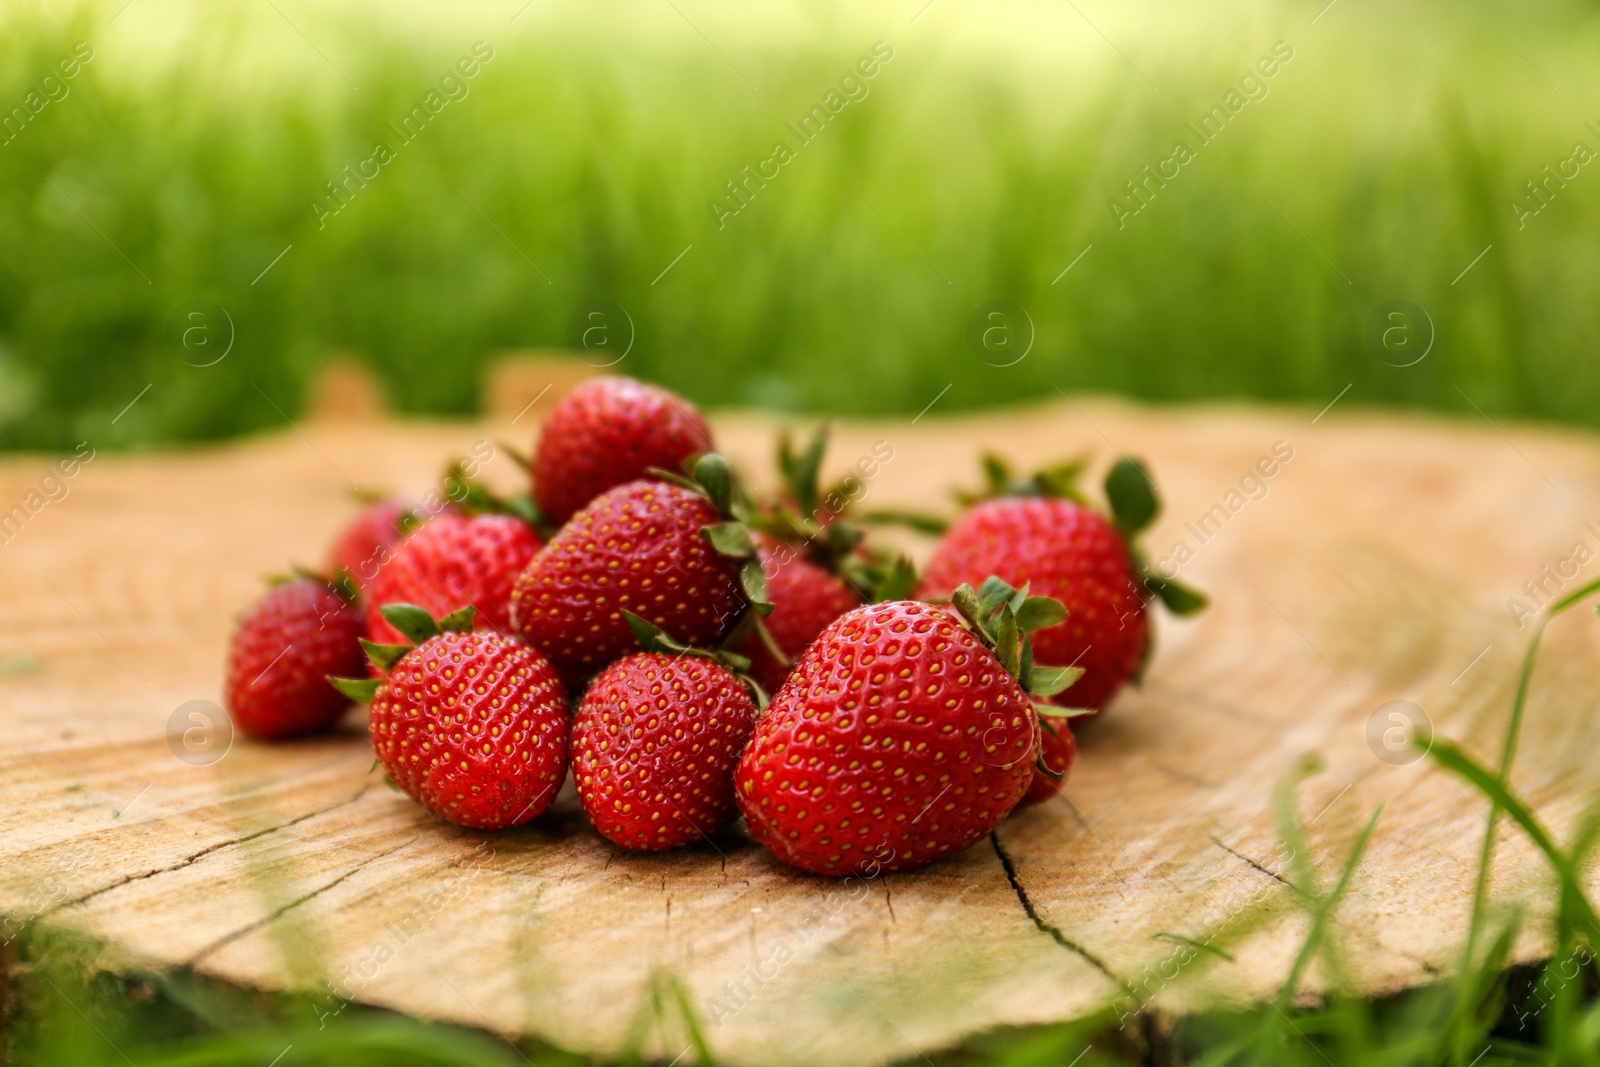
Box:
[735,583,1078,877]
[921,499,1140,710]
[740,545,863,694]
[737,426,922,694]
[225,576,366,740]
[571,616,761,850]
[510,455,767,688]
[327,498,407,593]
[326,497,451,596]
[365,513,540,647]
[532,376,713,527]
[1018,719,1077,807]
[918,457,1205,711]
[333,605,569,830]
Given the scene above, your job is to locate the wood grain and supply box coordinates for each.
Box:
[2,395,1599,1066]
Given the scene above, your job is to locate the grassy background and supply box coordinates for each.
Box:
[1,0,1598,452]
[4,5,1600,1057]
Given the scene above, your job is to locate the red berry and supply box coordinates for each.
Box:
[326,498,454,596]
[571,653,757,850]
[366,514,540,646]
[368,629,569,829]
[533,376,713,526]
[225,578,365,740]
[920,498,1144,710]
[510,479,745,687]
[736,601,1038,877]
[1018,720,1076,807]
[740,543,861,694]
[326,498,407,594]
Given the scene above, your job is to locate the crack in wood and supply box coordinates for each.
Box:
[1370,936,1442,977]
[40,785,374,920]
[185,835,418,965]
[4,410,1593,1067]
[1397,950,1441,977]
[1150,762,1218,791]
[1137,685,1280,728]
[989,833,1121,986]
[1209,837,1291,887]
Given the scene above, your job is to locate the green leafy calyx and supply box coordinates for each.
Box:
[646,452,773,616]
[957,453,1089,506]
[868,555,920,603]
[328,603,478,700]
[621,610,770,710]
[442,459,549,537]
[949,577,1078,701]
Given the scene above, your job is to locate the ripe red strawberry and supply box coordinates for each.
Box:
[921,499,1142,709]
[366,513,540,647]
[511,456,762,688]
[327,497,405,590]
[328,497,436,595]
[336,605,569,829]
[1018,720,1077,807]
[532,376,713,527]
[739,543,862,694]
[736,427,922,695]
[918,458,1205,711]
[572,643,758,850]
[736,591,1072,877]
[225,577,365,739]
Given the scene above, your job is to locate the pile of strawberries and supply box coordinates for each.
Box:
[224,376,1204,877]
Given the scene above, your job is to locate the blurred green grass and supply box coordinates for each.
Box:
[0,0,1597,453]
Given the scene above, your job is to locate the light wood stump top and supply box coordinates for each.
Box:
[2,396,1598,1066]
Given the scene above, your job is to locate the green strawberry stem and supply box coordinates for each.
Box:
[957,453,1210,618]
[328,675,380,703]
[380,603,442,644]
[750,426,867,552]
[495,439,533,472]
[860,509,950,536]
[358,638,411,673]
[748,427,926,605]
[1104,456,1159,537]
[281,566,359,605]
[949,577,1083,701]
[1139,570,1208,614]
[720,607,790,669]
[647,453,775,615]
[1035,703,1096,719]
[435,605,475,632]
[777,423,831,521]
[621,610,771,709]
[1033,755,1067,783]
[956,452,1090,506]
[692,452,734,516]
[1029,666,1085,698]
[440,458,551,538]
[329,603,478,698]
[1032,715,1085,783]
[703,521,757,558]
[867,555,919,603]
[772,424,879,545]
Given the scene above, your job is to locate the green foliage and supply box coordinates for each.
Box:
[1,1,1599,451]
[1104,458,1159,539]
[7,2,1600,1063]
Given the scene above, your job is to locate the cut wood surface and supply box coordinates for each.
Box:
[3,394,1600,1066]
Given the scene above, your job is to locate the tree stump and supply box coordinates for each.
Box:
[2,396,1597,1066]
